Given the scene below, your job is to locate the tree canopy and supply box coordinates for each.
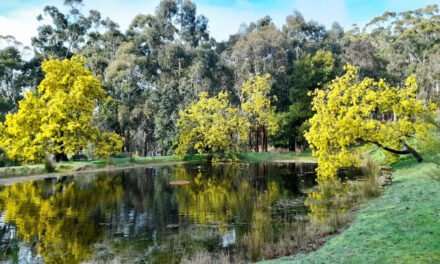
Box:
[305,65,436,180]
[0,56,123,163]
[175,91,248,157]
[0,0,438,158]
[241,73,278,152]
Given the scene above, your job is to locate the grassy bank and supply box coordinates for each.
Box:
[0,155,196,178]
[261,159,440,263]
[238,151,314,163]
[0,152,311,178]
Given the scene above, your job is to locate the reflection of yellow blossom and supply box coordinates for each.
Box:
[306,178,349,225]
[173,164,281,234]
[0,176,123,264]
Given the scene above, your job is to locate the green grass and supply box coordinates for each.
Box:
[261,159,440,263]
[237,151,313,163]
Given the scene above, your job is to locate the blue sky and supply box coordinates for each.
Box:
[0,0,439,46]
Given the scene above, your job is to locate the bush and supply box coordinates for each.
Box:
[44,158,56,173]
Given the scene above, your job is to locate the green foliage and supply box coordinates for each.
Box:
[0,0,438,158]
[0,44,26,120]
[230,20,290,109]
[289,49,335,103]
[32,0,102,58]
[364,4,440,100]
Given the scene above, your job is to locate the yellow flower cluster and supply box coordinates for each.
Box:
[0,56,124,163]
[305,65,435,181]
[175,74,278,157]
[175,91,249,156]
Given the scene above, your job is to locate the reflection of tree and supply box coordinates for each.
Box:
[111,167,179,236]
[306,177,350,228]
[174,163,282,226]
[172,163,316,261]
[0,176,123,264]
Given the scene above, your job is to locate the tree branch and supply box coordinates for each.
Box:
[369,140,423,162]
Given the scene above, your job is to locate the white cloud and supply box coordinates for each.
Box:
[0,6,42,47]
[0,0,161,47]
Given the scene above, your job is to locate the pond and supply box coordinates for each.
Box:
[0,162,317,263]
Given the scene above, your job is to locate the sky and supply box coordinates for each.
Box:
[0,0,439,47]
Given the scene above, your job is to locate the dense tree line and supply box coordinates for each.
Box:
[0,0,439,157]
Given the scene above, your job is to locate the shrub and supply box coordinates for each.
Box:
[44,158,56,173]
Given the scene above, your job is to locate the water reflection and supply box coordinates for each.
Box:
[306,178,347,226]
[0,162,317,263]
[0,176,123,263]
[306,166,363,231]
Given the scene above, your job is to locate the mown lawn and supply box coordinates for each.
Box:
[261,159,440,264]
[238,151,313,163]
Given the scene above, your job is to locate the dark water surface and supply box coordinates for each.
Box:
[0,162,316,263]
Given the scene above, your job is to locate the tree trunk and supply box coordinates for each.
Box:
[143,133,148,156]
[254,130,259,152]
[402,142,423,162]
[125,130,131,153]
[373,141,423,162]
[248,131,252,152]
[55,153,68,162]
[263,127,268,152]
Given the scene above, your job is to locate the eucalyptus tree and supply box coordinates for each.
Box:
[0,36,40,120]
[229,16,289,110]
[121,0,216,153]
[365,4,440,100]
[32,0,102,59]
[103,42,152,153]
[282,11,327,59]
[80,18,126,80]
[0,46,23,118]
[342,38,389,80]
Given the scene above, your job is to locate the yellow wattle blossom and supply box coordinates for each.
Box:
[0,56,124,163]
[305,65,435,181]
[175,91,249,157]
[241,73,278,136]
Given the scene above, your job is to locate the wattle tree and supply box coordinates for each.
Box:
[0,56,123,163]
[174,91,249,157]
[305,65,436,180]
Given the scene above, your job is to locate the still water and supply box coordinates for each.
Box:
[0,162,316,263]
